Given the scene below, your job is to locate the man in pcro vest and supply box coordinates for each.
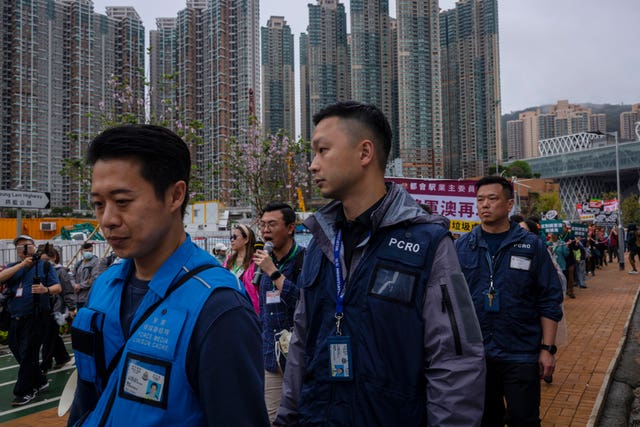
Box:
[276,102,486,426]
[67,125,269,426]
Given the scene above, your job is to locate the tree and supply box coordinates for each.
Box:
[505,160,533,178]
[488,160,535,178]
[519,191,540,218]
[621,194,640,226]
[60,74,208,205]
[223,118,311,215]
[534,192,562,217]
[487,164,507,176]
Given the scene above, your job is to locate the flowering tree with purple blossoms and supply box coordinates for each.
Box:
[223,117,312,215]
[61,74,208,208]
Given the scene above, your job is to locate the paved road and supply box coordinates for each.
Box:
[0,340,74,426]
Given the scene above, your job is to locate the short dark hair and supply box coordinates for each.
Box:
[475,176,514,199]
[523,219,540,235]
[260,202,296,226]
[52,248,62,265]
[510,214,524,223]
[312,101,392,170]
[82,242,93,250]
[87,125,191,217]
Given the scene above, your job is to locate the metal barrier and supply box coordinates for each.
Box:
[0,241,111,267]
[1,235,309,267]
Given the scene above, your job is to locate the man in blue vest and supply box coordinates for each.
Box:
[0,235,61,406]
[67,125,268,426]
[455,176,564,426]
[275,102,486,426]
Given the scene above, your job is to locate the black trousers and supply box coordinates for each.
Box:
[41,314,70,371]
[482,359,541,427]
[9,314,47,396]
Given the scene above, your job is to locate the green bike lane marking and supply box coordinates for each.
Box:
[0,342,74,423]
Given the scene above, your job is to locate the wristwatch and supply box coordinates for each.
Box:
[269,270,282,281]
[540,344,557,355]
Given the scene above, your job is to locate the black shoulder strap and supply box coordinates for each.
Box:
[43,261,51,286]
[100,264,217,386]
[293,247,305,275]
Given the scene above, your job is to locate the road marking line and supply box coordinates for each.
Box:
[0,396,61,416]
[0,363,75,388]
[0,364,19,372]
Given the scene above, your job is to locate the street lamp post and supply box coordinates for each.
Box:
[613,131,625,271]
[512,176,520,215]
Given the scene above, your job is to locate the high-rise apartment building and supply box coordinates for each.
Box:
[440,0,501,179]
[299,33,311,141]
[538,113,556,141]
[507,100,608,159]
[106,7,145,110]
[0,0,144,209]
[261,16,295,137]
[550,100,592,136]
[149,18,177,119]
[590,113,606,134]
[149,0,260,203]
[349,0,398,153]
[620,104,640,141]
[396,0,443,178]
[506,120,524,160]
[301,0,351,139]
[388,18,399,160]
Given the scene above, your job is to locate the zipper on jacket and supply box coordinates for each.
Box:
[440,285,463,355]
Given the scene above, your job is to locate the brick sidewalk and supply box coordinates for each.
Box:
[6,256,639,427]
[541,256,639,426]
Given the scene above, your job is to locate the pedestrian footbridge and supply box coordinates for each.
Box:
[506,132,640,220]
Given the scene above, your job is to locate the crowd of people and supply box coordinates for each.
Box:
[0,102,638,426]
[0,239,117,406]
[511,215,639,300]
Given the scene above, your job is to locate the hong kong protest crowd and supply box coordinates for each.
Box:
[0,102,639,426]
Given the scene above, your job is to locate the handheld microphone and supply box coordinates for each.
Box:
[252,241,274,285]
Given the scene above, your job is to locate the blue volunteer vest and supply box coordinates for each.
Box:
[297,222,448,426]
[72,241,243,426]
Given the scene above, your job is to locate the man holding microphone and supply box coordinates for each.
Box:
[253,202,305,423]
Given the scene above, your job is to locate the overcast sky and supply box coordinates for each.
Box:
[93,0,639,114]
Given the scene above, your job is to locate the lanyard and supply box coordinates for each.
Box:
[333,229,346,335]
[484,251,495,292]
[270,244,299,290]
[276,243,299,269]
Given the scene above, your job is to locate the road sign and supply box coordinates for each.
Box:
[0,190,50,209]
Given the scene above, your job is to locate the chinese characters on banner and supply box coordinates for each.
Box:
[576,199,619,226]
[386,177,480,234]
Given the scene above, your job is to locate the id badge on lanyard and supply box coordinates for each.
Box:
[484,252,500,312]
[329,229,353,381]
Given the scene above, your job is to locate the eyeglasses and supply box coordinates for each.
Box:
[15,244,34,250]
[259,221,284,230]
[230,235,240,241]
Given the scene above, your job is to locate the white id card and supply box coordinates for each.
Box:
[120,353,170,408]
[266,290,281,304]
[510,255,531,271]
[16,287,23,297]
[328,335,353,381]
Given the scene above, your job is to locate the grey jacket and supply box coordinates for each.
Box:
[74,255,99,305]
[276,183,486,426]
